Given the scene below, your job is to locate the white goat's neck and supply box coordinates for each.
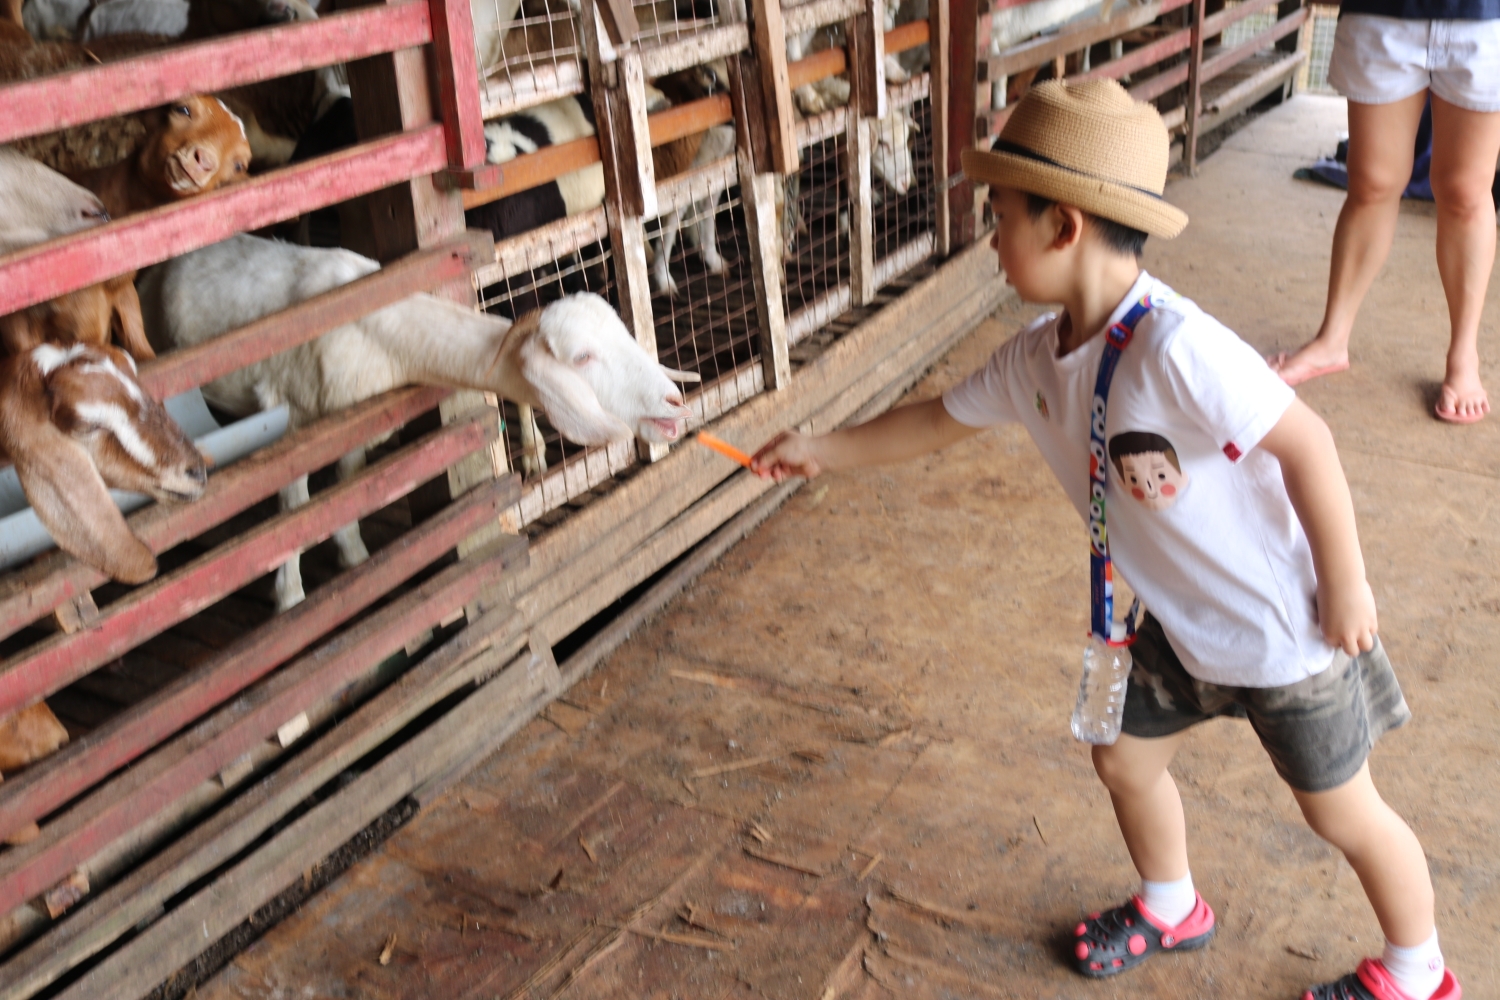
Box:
[369,295,536,405]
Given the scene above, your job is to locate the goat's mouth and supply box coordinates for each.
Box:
[165,153,208,194]
[641,417,683,443]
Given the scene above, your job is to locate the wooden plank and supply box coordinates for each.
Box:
[728,47,773,174]
[1072,25,1192,86]
[1199,8,1307,84]
[872,232,935,288]
[653,155,737,217]
[54,617,553,1000]
[140,233,491,400]
[0,606,530,1000]
[987,0,1191,78]
[639,23,750,78]
[0,534,524,923]
[476,208,609,286]
[0,387,447,644]
[751,0,798,173]
[738,151,791,389]
[0,2,430,146]
[427,0,489,171]
[929,0,951,256]
[460,136,603,210]
[1128,60,1191,103]
[647,94,734,147]
[846,0,886,119]
[0,127,447,316]
[1185,0,1206,173]
[0,477,521,844]
[1204,48,1303,114]
[0,415,492,722]
[948,0,977,246]
[787,283,853,345]
[846,113,875,306]
[885,20,929,55]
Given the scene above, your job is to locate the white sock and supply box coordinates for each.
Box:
[1382,930,1444,1000]
[1139,872,1196,927]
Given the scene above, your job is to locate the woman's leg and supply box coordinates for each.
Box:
[1092,731,1192,882]
[1427,94,1500,421]
[1291,761,1434,946]
[1272,92,1429,385]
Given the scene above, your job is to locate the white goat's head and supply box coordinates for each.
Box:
[0,344,207,583]
[0,149,110,255]
[511,293,697,447]
[871,108,919,197]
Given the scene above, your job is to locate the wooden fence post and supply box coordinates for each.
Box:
[751,0,798,174]
[846,0,886,120]
[1184,0,1206,174]
[846,114,875,306]
[930,0,952,257]
[949,0,979,248]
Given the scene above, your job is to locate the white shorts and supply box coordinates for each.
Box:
[1328,13,1500,112]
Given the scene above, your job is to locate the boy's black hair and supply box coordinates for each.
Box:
[1024,193,1149,259]
[1108,431,1180,477]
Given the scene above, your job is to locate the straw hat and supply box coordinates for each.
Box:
[961,79,1188,239]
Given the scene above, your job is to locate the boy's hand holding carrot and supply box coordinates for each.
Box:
[751,431,825,482]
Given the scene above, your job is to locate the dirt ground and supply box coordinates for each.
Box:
[196,95,1500,999]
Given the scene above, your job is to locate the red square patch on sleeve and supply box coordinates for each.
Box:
[1222,442,1242,462]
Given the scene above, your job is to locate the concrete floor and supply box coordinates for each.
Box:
[197,95,1500,999]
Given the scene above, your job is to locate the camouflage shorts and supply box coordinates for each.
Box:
[1121,613,1411,793]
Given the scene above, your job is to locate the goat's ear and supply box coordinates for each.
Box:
[108,279,155,362]
[518,338,633,447]
[13,429,157,584]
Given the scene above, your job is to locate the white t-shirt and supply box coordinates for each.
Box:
[943,272,1336,687]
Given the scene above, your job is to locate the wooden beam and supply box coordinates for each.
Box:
[738,151,791,389]
[846,113,875,306]
[0,2,431,145]
[948,0,978,246]
[1185,0,1206,173]
[140,234,491,400]
[0,127,446,316]
[460,136,603,210]
[0,606,531,1000]
[0,387,447,644]
[426,0,488,171]
[647,94,735,147]
[0,535,523,921]
[0,415,493,722]
[751,0,798,174]
[885,19,929,55]
[986,0,1192,78]
[787,47,847,90]
[54,624,552,1000]
[639,23,750,78]
[0,477,520,844]
[1199,7,1307,84]
[846,0,886,119]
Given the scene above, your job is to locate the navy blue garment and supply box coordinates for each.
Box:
[1339,0,1500,20]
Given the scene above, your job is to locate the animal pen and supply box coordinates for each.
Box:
[0,0,1310,990]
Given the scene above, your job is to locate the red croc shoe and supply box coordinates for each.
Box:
[1072,893,1215,978]
[1303,959,1462,1000]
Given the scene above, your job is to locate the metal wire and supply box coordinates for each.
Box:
[473,0,584,110]
[631,0,727,45]
[782,122,851,336]
[872,90,935,271]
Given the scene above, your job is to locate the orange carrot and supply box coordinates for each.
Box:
[697,431,754,469]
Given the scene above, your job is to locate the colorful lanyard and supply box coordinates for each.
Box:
[1088,294,1154,645]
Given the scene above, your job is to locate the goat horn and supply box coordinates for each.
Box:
[660,365,702,383]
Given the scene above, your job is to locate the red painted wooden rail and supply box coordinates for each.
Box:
[0,1,432,146]
[0,413,492,718]
[0,127,447,317]
[0,476,521,844]
[0,537,520,916]
[0,387,449,645]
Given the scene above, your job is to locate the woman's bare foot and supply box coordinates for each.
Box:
[1267,338,1351,387]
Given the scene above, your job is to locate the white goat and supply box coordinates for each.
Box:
[0,148,110,254]
[648,124,736,297]
[81,0,190,38]
[139,234,699,609]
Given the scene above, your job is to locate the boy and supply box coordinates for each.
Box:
[750,80,1459,1000]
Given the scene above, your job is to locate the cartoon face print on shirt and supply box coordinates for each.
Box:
[1109,431,1190,511]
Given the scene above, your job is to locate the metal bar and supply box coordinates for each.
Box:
[0,127,447,316]
[0,476,520,843]
[0,2,432,146]
[0,414,490,719]
[885,20,930,55]
[647,94,734,147]
[0,541,518,919]
[140,234,491,400]
[0,387,447,644]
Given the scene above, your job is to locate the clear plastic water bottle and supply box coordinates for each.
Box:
[1071,634,1132,745]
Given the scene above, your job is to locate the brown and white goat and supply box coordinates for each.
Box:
[0,343,206,583]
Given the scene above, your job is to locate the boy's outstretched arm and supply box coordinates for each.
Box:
[751,397,982,483]
[1258,398,1377,656]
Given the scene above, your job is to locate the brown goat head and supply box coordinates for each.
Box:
[136,96,251,203]
[0,273,153,362]
[0,343,206,582]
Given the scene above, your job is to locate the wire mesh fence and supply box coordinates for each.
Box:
[472,0,585,115]
[784,110,852,343]
[646,171,767,426]
[632,0,733,46]
[872,84,935,279]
